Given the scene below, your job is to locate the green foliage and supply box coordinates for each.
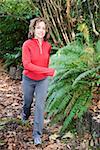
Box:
[95,40,100,53]
[0,0,39,66]
[4,47,22,69]
[0,0,99,69]
[46,40,100,134]
[0,0,34,18]
[35,0,99,47]
[77,23,90,44]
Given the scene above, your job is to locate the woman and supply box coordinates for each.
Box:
[22,17,56,145]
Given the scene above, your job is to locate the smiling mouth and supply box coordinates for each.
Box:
[39,33,44,36]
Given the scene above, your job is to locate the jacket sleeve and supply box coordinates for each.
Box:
[22,43,55,76]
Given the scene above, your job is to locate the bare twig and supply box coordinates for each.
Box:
[0,12,28,24]
[50,0,69,44]
[39,0,57,44]
[87,0,99,36]
[46,0,63,44]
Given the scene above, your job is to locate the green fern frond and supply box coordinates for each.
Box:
[72,66,100,87]
[45,92,56,112]
[57,54,80,66]
[50,111,65,125]
[46,81,66,111]
[47,84,72,118]
[55,93,72,115]
[77,91,92,118]
[64,91,80,116]
[58,69,81,81]
[61,89,92,133]
[46,40,99,134]
[60,95,85,133]
[60,103,78,133]
[48,86,68,112]
[59,42,83,55]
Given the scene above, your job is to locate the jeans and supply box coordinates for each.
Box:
[22,75,48,138]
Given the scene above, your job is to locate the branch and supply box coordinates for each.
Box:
[38,0,57,44]
[66,0,71,19]
[0,12,28,24]
[46,0,62,44]
[87,0,99,36]
[50,0,69,43]
[28,0,42,16]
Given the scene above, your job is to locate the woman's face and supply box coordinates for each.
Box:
[34,21,46,40]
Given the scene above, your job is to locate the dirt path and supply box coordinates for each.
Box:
[0,63,22,119]
[0,61,99,150]
[0,62,67,150]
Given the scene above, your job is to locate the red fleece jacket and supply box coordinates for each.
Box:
[22,38,55,80]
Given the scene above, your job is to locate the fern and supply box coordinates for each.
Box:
[58,69,81,81]
[55,93,72,115]
[46,40,99,134]
[60,91,91,133]
[77,99,91,119]
[46,81,65,111]
[48,88,65,112]
[50,111,65,125]
[72,66,100,87]
[48,85,71,112]
[64,90,81,117]
[60,102,79,133]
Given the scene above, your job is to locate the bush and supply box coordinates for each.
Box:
[45,40,100,134]
[0,0,39,66]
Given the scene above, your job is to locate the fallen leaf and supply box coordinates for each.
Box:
[62,131,74,139]
[49,133,59,141]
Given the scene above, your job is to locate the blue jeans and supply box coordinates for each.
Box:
[22,75,48,138]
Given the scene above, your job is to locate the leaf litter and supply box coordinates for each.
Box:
[0,61,99,150]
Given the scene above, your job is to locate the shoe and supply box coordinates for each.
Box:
[34,136,42,145]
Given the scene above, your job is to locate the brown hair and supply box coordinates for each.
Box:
[28,17,50,41]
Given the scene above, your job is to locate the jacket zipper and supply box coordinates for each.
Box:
[36,40,43,54]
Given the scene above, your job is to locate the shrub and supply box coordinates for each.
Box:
[45,40,100,134]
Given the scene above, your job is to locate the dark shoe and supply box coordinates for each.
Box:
[34,136,42,145]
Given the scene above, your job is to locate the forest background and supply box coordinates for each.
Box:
[0,0,100,143]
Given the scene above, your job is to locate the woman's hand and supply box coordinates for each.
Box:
[53,70,57,77]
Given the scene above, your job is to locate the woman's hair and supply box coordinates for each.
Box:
[28,17,50,41]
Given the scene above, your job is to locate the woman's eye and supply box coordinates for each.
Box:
[36,26,45,30]
[42,27,45,30]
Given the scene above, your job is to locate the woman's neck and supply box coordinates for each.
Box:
[34,37,43,45]
[38,39,43,46]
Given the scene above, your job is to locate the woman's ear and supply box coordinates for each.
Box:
[28,31,33,39]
